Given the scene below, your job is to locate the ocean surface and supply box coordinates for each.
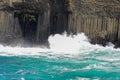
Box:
[0,33,120,80]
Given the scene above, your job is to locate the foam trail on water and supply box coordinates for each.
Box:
[0,45,50,56]
[0,32,119,56]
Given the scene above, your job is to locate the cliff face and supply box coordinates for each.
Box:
[0,0,120,47]
[66,0,120,47]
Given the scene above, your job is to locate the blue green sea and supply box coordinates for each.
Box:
[0,33,120,80]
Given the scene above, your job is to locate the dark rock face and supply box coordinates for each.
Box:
[0,0,120,47]
[50,0,68,34]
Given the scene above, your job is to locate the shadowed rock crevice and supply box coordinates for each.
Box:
[15,13,38,44]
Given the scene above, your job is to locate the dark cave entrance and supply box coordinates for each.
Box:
[15,13,38,44]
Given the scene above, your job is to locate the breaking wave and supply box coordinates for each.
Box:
[0,32,119,57]
[0,33,120,80]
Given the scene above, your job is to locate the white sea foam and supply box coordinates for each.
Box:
[0,45,50,56]
[48,32,119,54]
[21,77,25,80]
[0,32,120,57]
[48,32,90,53]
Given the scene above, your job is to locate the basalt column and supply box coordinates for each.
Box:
[50,0,69,34]
[36,10,50,44]
[66,0,120,47]
[0,11,23,45]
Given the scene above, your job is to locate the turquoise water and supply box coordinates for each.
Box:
[0,33,120,80]
[0,49,120,80]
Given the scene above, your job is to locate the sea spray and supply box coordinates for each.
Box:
[48,33,90,53]
[0,33,118,57]
[0,33,120,80]
[48,32,117,55]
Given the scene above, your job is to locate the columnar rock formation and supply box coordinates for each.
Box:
[0,0,120,47]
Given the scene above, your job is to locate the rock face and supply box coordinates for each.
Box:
[0,0,120,47]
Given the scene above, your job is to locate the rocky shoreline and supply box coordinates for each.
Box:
[0,0,120,47]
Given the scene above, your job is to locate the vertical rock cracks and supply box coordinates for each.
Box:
[0,0,120,47]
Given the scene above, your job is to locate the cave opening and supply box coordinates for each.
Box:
[15,12,39,45]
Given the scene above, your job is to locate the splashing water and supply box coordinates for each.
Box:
[0,33,120,80]
[48,33,90,53]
